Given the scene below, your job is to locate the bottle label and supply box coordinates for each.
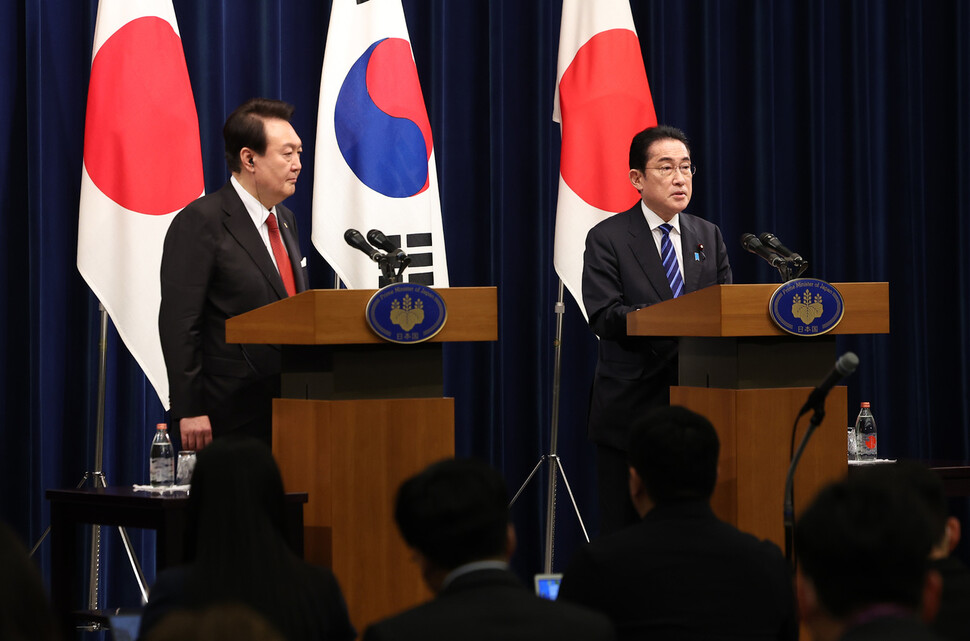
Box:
[150,457,174,486]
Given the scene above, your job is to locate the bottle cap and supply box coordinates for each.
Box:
[156,423,168,430]
[860,402,870,408]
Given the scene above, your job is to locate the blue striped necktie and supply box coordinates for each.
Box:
[659,223,685,298]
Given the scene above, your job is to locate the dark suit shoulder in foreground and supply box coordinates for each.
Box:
[559,501,796,641]
[140,561,354,641]
[362,568,614,641]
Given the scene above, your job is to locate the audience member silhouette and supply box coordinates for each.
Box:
[795,471,943,641]
[143,603,285,641]
[857,462,970,641]
[0,521,61,641]
[361,458,615,641]
[138,437,355,641]
[558,405,797,640]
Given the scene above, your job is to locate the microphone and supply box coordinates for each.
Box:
[759,232,805,265]
[366,229,409,263]
[740,233,787,269]
[344,229,382,262]
[798,352,860,416]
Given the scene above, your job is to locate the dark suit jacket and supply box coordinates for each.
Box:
[558,501,797,641]
[361,568,615,641]
[582,204,732,449]
[159,181,307,439]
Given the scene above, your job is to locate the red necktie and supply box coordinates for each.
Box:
[266,212,296,297]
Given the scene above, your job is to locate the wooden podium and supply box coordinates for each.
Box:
[227,287,497,632]
[627,283,889,547]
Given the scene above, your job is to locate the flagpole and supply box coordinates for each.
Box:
[29,305,150,615]
[88,306,149,607]
[510,279,589,573]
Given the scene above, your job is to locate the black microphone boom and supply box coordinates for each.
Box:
[740,233,787,269]
[365,229,398,252]
[798,352,860,416]
[366,229,409,261]
[759,232,806,266]
[367,229,410,265]
[344,228,382,262]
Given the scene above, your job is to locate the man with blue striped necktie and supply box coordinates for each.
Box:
[582,125,733,535]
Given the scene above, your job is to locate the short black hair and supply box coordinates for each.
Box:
[883,462,949,545]
[795,474,935,617]
[223,98,295,173]
[627,405,719,504]
[394,458,509,570]
[629,125,691,171]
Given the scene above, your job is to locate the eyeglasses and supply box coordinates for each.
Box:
[646,164,696,178]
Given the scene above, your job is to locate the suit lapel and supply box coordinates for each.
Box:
[276,207,307,293]
[626,206,672,300]
[679,214,704,294]
[219,184,289,300]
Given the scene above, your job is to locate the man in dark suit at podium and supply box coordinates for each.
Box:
[582,125,732,534]
[159,98,308,451]
[362,458,615,641]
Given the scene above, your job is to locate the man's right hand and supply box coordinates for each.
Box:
[180,415,213,450]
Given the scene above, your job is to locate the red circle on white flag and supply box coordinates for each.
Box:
[84,16,203,215]
[559,29,657,213]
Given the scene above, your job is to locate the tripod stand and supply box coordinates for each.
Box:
[31,305,149,617]
[510,281,589,573]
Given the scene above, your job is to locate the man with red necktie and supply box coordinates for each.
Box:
[160,98,308,450]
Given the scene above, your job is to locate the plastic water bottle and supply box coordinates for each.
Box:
[847,424,858,461]
[150,423,175,486]
[855,402,877,460]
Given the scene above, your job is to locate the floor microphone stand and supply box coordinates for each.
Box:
[510,280,589,573]
[783,406,825,569]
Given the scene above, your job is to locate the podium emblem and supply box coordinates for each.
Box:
[769,278,844,336]
[366,283,447,343]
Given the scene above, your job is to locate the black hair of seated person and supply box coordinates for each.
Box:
[394,458,510,571]
[144,603,285,641]
[0,520,61,641]
[626,405,720,505]
[871,461,949,545]
[794,473,936,618]
[180,436,334,637]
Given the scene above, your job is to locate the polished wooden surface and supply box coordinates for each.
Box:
[627,282,890,337]
[226,286,498,345]
[672,386,848,547]
[273,397,454,634]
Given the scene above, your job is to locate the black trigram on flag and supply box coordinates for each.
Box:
[377,231,436,288]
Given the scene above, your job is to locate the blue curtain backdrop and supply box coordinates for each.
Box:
[3,0,969,612]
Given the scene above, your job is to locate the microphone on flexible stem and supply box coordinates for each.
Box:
[784,351,860,567]
[740,233,788,269]
[344,229,383,262]
[798,352,860,417]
